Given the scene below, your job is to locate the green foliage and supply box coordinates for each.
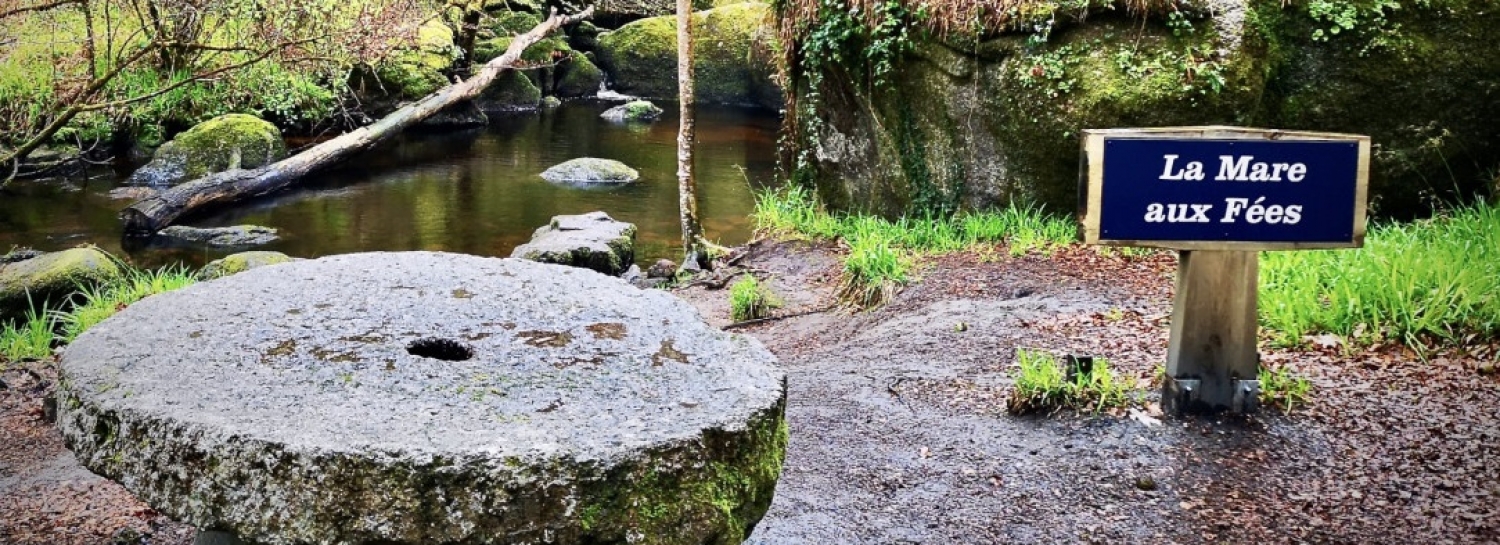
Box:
[55,265,198,343]
[1305,0,1401,43]
[1007,349,1132,414]
[1,305,55,364]
[729,275,783,321]
[754,185,1076,307]
[1259,201,1500,349]
[1258,364,1312,414]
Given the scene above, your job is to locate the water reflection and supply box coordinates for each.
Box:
[0,101,781,268]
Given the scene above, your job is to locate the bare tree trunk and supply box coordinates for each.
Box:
[119,7,594,235]
[675,0,707,268]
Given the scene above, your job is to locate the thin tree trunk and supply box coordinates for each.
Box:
[119,7,594,235]
[675,0,706,268]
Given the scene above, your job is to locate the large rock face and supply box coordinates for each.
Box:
[0,247,122,319]
[781,0,1500,217]
[56,252,787,545]
[596,3,781,109]
[511,211,638,275]
[126,114,286,187]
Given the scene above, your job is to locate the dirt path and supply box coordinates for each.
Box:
[675,240,1500,544]
[2,241,1497,544]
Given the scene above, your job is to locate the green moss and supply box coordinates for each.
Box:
[488,11,541,35]
[596,3,780,108]
[376,20,459,99]
[0,247,124,320]
[477,70,542,111]
[556,52,605,97]
[199,251,294,280]
[565,402,788,544]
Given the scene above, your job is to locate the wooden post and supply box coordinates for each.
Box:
[1163,250,1260,414]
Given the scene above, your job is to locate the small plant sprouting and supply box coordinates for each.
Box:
[729,274,783,322]
[1007,349,1132,415]
[1,303,56,364]
[1259,364,1312,414]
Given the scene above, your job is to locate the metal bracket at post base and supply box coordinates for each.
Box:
[1163,377,1259,415]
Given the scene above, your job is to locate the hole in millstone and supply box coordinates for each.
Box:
[406,338,474,361]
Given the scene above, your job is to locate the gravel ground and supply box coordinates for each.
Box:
[2,240,1497,544]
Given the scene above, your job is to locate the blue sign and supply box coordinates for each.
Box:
[1094,137,1363,245]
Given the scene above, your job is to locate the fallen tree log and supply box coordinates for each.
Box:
[120,7,594,235]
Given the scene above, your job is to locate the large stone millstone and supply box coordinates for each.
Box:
[56,252,787,545]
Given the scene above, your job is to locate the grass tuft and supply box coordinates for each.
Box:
[55,265,198,343]
[1260,201,1500,349]
[729,274,784,322]
[1007,349,1132,415]
[1258,364,1312,415]
[1,305,56,364]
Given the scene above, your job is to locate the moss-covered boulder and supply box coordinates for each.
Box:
[556,51,606,97]
[488,10,541,35]
[199,251,294,280]
[374,20,460,99]
[569,21,603,52]
[540,158,641,184]
[474,35,572,95]
[601,100,664,122]
[596,3,781,109]
[126,114,286,187]
[0,247,122,320]
[780,0,1500,216]
[477,70,543,112]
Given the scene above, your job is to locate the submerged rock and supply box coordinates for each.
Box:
[596,3,780,108]
[419,100,489,128]
[540,158,640,184]
[600,100,664,122]
[157,225,279,247]
[126,114,286,187]
[0,247,122,319]
[511,211,637,275]
[56,252,787,544]
[199,251,295,280]
[107,186,160,201]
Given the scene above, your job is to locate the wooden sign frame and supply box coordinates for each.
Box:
[1078,126,1371,251]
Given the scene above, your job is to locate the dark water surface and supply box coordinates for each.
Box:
[0,102,781,268]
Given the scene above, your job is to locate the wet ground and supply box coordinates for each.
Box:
[3,241,1498,544]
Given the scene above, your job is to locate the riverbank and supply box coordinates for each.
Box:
[3,235,1497,543]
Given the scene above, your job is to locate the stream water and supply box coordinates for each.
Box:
[0,101,781,268]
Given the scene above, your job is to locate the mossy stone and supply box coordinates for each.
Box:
[126,114,287,187]
[601,100,665,122]
[0,247,123,320]
[375,20,459,99]
[596,3,781,109]
[477,70,542,111]
[488,10,541,35]
[556,52,605,98]
[199,251,294,280]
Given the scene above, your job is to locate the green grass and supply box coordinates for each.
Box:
[1258,364,1312,414]
[55,265,198,343]
[729,274,783,322]
[754,185,1078,306]
[1,305,56,364]
[1260,201,1500,349]
[1007,349,1133,414]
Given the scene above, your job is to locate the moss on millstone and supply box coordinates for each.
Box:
[126,114,287,186]
[565,401,788,545]
[556,51,605,98]
[375,20,459,99]
[596,3,780,108]
[0,247,123,319]
[199,251,294,280]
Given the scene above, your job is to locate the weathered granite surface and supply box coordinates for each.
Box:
[56,252,787,545]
